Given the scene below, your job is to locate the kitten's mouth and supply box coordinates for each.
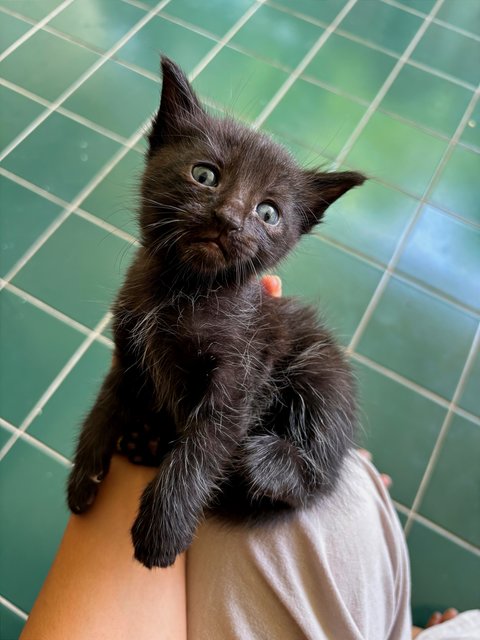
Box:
[192,234,229,260]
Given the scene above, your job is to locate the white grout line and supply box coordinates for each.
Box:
[346,87,479,353]
[0,0,74,62]
[252,0,359,128]
[188,0,266,79]
[0,417,72,468]
[392,500,480,554]
[404,323,480,537]
[354,351,480,427]
[0,166,140,247]
[0,166,69,208]
[381,0,480,44]
[0,77,132,148]
[409,510,480,556]
[351,352,451,411]
[0,312,112,462]
[75,207,140,246]
[310,233,480,320]
[0,0,174,164]
[1,280,114,348]
[0,594,28,621]
[334,0,445,166]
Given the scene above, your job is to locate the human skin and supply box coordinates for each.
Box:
[20,455,186,640]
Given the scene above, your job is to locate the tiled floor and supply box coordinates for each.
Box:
[0,0,479,635]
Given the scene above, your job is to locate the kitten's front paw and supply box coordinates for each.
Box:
[131,489,194,568]
[67,466,104,514]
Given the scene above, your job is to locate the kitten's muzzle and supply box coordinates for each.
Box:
[214,208,243,233]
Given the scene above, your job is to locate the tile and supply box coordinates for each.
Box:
[395,0,435,11]
[461,102,480,148]
[0,85,44,152]
[429,145,480,225]
[49,0,145,51]
[278,234,383,345]
[436,0,480,36]
[412,23,480,86]
[418,414,480,546]
[0,0,65,20]
[397,205,480,311]
[270,0,349,24]
[231,4,322,68]
[0,289,83,426]
[0,29,99,102]
[0,603,25,640]
[116,15,215,75]
[323,177,418,265]
[340,1,422,54]
[396,509,408,528]
[28,341,111,459]
[381,64,473,137]
[263,77,365,158]
[164,0,255,37]
[0,438,69,612]
[81,149,143,238]
[271,134,331,168]
[12,215,136,329]
[193,48,289,123]
[0,423,13,449]
[63,60,159,138]
[357,276,478,400]
[408,521,480,626]
[355,361,446,507]
[458,351,480,418]
[346,111,448,197]
[0,175,62,277]
[2,112,121,202]
[0,11,31,53]
[305,33,396,102]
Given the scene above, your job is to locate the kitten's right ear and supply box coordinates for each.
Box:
[148,56,205,153]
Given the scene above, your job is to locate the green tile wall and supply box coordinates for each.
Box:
[1,0,479,635]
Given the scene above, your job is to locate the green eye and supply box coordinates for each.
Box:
[256,202,279,226]
[192,165,218,187]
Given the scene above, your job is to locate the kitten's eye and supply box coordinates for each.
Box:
[192,165,218,187]
[256,202,280,226]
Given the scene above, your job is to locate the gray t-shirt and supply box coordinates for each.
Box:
[187,453,412,639]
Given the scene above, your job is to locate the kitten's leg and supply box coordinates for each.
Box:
[67,358,139,513]
[243,341,356,508]
[131,398,249,569]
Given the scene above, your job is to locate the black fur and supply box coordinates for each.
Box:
[67,57,365,568]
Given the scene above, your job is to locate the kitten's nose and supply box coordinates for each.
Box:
[214,208,243,232]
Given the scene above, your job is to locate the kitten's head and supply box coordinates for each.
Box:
[140,57,365,284]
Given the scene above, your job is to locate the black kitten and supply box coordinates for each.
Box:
[67,57,365,569]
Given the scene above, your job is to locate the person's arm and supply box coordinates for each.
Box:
[20,455,186,640]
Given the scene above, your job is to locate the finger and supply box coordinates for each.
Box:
[358,449,372,461]
[380,473,392,490]
[426,612,442,627]
[261,275,282,297]
[441,608,458,622]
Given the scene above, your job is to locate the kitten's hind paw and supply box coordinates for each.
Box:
[67,467,104,514]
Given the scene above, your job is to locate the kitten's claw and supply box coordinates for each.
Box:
[67,467,102,514]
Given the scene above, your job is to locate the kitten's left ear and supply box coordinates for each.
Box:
[148,56,205,153]
[301,170,366,233]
